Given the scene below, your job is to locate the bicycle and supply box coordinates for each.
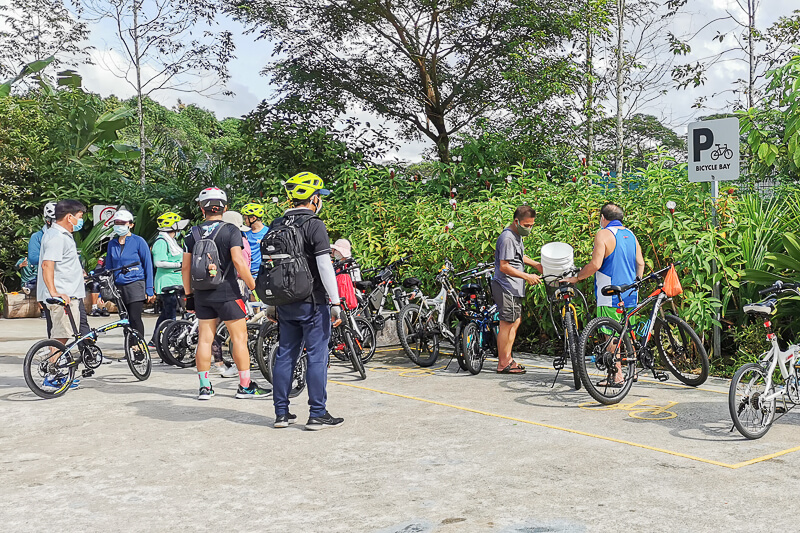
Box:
[460,302,499,375]
[729,281,800,439]
[543,268,587,390]
[152,284,185,363]
[354,255,420,334]
[330,298,372,379]
[254,321,308,398]
[23,264,152,399]
[449,262,494,372]
[396,259,470,367]
[710,143,734,160]
[577,262,709,405]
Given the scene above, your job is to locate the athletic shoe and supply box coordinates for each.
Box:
[221,364,239,378]
[305,412,344,431]
[274,413,297,428]
[101,356,114,364]
[90,308,102,317]
[198,385,214,400]
[235,381,272,399]
[147,341,156,349]
[100,308,110,317]
[43,376,79,390]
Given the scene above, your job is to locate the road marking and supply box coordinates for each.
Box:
[329,380,800,469]
[579,399,679,420]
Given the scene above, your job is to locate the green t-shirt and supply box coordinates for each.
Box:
[152,236,184,294]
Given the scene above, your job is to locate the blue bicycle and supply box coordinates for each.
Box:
[460,303,500,375]
[23,263,151,399]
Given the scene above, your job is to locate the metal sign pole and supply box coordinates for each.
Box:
[711,178,721,359]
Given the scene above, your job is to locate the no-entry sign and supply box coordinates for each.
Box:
[688,118,740,182]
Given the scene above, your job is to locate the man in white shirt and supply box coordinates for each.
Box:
[37,200,87,344]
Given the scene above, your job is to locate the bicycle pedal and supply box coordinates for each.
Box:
[81,368,95,378]
[655,372,668,382]
[553,358,565,370]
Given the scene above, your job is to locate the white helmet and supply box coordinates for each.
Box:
[43,202,57,222]
[195,187,228,207]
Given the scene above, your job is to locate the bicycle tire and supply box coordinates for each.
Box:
[124,329,151,380]
[654,314,709,386]
[564,308,582,390]
[215,323,234,367]
[461,321,484,375]
[353,316,377,364]
[577,317,635,405]
[267,342,307,398]
[154,318,174,363]
[454,321,469,371]
[397,303,440,367]
[162,319,196,368]
[729,362,775,439]
[255,322,278,383]
[23,339,75,399]
[343,327,367,379]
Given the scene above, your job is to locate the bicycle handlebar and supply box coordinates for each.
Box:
[758,280,800,296]
[87,262,138,280]
[454,262,491,277]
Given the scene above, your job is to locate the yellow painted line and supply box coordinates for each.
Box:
[329,380,800,470]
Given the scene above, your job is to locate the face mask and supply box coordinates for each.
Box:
[113,225,129,237]
[515,220,532,237]
[71,216,84,233]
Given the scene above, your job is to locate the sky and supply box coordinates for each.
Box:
[6,0,799,162]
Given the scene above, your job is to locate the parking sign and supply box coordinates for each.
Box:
[688,118,740,182]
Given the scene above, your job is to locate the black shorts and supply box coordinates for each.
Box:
[195,298,247,321]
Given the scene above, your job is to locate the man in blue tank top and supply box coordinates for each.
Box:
[564,203,644,386]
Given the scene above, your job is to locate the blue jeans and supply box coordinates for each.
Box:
[152,293,178,343]
[274,302,331,418]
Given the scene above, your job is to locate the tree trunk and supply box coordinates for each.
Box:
[747,0,755,109]
[585,2,595,167]
[133,1,146,187]
[615,0,626,177]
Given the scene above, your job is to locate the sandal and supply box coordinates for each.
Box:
[497,363,526,374]
[596,378,624,388]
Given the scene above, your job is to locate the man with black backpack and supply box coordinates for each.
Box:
[258,172,343,430]
[182,187,270,400]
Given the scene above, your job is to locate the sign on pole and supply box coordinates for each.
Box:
[93,205,118,228]
[688,117,740,182]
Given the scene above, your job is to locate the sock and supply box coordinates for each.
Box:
[92,304,98,310]
[198,371,211,389]
[239,369,251,389]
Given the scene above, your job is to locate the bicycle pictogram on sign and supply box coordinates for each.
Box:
[710,143,734,161]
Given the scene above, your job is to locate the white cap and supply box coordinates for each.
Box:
[222,210,249,232]
[112,209,134,223]
[331,239,352,258]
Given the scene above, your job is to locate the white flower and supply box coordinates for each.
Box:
[505,176,512,183]
[449,198,457,206]
[421,178,428,184]
[446,222,454,230]
[272,197,279,203]
[451,187,457,193]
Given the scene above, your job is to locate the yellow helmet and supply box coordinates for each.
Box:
[156,212,187,232]
[241,203,265,218]
[285,172,331,201]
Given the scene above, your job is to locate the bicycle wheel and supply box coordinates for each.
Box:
[461,321,485,375]
[163,319,197,368]
[454,321,469,371]
[397,303,440,367]
[577,317,635,405]
[215,323,234,367]
[154,318,174,363]
[729,363,775,439]
[443,303,459,338]
[23,339,76,399]
[342,327,367,379]
[353,316,376,364]
[564,308,582,390]
[256,322,278,383]
[267,343,308,397]
[124,329,151,381]
[654,314,709,386]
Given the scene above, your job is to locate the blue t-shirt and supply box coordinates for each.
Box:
[245,226,269,274]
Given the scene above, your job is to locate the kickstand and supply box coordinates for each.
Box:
[550,370,560,388]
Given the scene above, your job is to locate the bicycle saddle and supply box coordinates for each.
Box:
[162,285,185,295]
[743,299,777,316]
[355,280,373,291]
[601,283,635,296]
[402,277,421,289]
[459,283,482,294]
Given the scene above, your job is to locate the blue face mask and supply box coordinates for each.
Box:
[113,224,129,237]
[72,216,84,232]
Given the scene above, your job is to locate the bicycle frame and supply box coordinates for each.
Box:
[412,277,462,343]
[755,326,800,404]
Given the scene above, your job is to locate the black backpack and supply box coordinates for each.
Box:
[190,222,231,290]
[256,213,318,305]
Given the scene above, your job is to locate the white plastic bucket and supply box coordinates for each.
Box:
[540,242,574,285]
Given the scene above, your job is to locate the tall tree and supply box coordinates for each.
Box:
[0,0,91,79]
[231,0,574,162]
[82,0,235,185]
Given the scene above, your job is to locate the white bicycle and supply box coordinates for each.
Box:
[729,281,800,439]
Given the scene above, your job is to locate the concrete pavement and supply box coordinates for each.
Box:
[1,315,799,532]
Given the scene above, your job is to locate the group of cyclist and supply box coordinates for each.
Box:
[25,164,644,428]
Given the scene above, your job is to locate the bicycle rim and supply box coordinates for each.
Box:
[655,314,709,386]
[729,363,775,439]
[461,321,484,375]
[564,308,582,390]
[578,317,635,405]
[125,329,151,380]
[344,329,367,379]
[23,339,75,399]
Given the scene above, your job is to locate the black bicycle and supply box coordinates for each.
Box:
[256,321,308,398]
[543,268,587,390]
[330,298,370,379]
[577,263,709,405]
[23,264,151,399]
